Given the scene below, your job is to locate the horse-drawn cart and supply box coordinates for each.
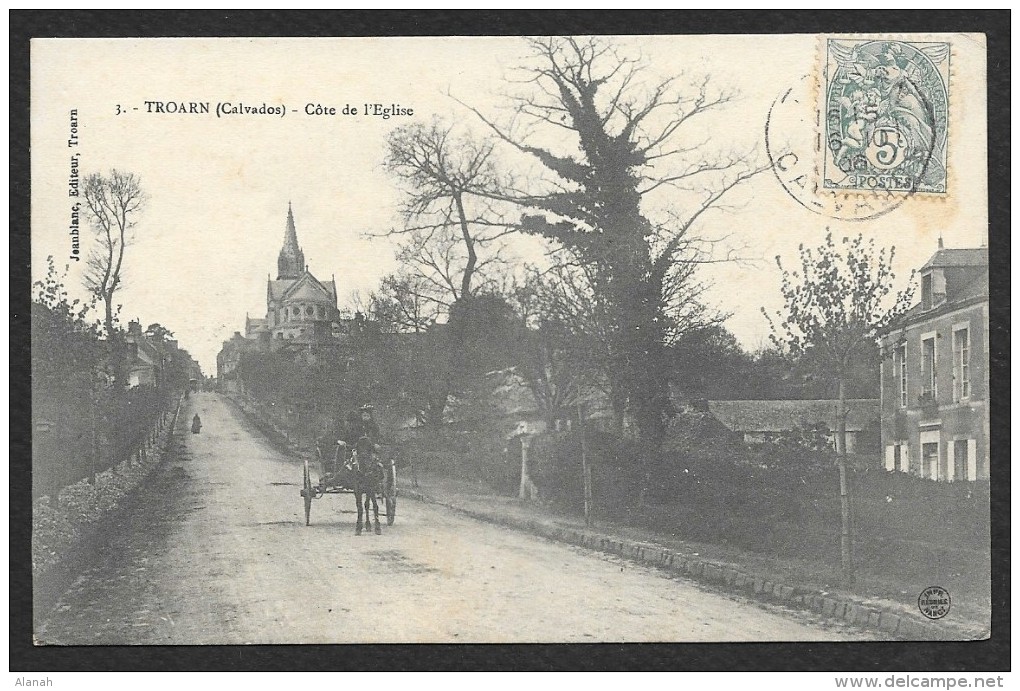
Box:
[300,438,397,531]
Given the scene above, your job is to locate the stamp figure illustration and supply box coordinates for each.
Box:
[824,39,950,194]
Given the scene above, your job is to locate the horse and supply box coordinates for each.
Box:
[351,435,385,535]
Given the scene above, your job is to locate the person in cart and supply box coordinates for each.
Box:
[353,404,380,445]
[317,404,383,482]
[350,405,385,484]
[338,404,379,464]
[316,408,352,483]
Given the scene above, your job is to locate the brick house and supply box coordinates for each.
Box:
[878,243,988,481]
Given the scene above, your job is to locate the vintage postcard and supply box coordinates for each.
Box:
[29,34,990,648]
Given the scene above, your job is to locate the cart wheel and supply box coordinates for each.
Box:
[385,461,397,525]
[302,458,313,526]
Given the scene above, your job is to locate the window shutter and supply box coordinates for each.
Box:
[946,441,955,482]
[967,439,978,481]
[902,443,910,474]
[885,445,896,471]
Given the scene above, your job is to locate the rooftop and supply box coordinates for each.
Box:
[707,399,879,434]
[920,248,988,271]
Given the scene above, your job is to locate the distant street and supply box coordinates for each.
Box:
[36,392,872,644]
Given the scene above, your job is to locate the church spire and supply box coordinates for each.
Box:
[277,202,305,279]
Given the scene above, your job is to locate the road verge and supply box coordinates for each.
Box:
[400,482,986,642]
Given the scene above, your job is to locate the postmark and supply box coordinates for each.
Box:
[918,586,951,619]
[822,38,950,195]
[765,74,908,222]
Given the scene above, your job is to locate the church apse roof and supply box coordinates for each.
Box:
[272,269,337,305]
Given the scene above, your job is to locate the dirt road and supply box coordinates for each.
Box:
[35,393,874,644]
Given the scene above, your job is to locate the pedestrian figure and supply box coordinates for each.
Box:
[191,413,202,434]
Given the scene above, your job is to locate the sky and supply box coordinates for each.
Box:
[30,35,988,372]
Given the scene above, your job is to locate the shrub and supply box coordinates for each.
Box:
[394,427,508,488]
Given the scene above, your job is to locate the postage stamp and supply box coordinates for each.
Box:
[822,38,951,195]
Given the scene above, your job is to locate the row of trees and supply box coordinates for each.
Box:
[366,38,908,441]
[33,168,202,499]
[32,259,195,498]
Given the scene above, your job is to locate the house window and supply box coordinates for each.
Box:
[921,273,933,310]
[953,326,970,401]
[896,344,908,407]
[921,336,936,400]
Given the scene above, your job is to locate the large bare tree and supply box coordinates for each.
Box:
[464,37,767,451]
[383,118,518,425]
[384,118,514,304]
[81,169,145,384]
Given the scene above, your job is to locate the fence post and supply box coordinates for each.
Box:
[578,401,593,528]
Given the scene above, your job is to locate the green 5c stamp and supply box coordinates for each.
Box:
[824,38,950,194]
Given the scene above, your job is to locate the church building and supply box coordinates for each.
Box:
[244,203,341,350]
[218,204,354,388]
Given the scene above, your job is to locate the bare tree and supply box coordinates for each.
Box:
[764,232,914,587]
[501,269,584,427]
[513,262,612,408]
[383,118,519,425]
[384,118,514,304]
[370,272,443,334]
[462,36,767,451]
[81,169,145,384]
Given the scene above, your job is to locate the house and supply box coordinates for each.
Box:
[706,399,879,453]
[125,321,162,387]
[216,331,261,393]
[878,242,988,481]
[125,320,203,390]
[441,367,614,440]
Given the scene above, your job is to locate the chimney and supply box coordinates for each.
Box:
[128,320,142,336]
[938,235,944,250]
